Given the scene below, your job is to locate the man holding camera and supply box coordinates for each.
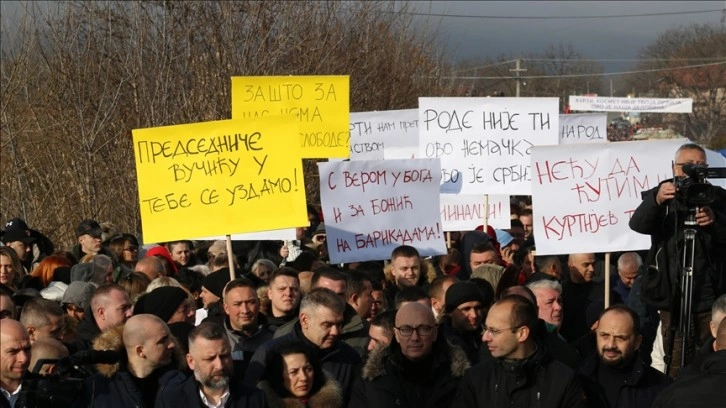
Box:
[629,143,726,376]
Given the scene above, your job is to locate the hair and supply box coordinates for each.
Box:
[19,297,64,328]
[188,321,226,346]
[119,272,151,303]
[390,245,420,260]
[429,275,458,299]
[264,340,325,399]
[251,258,276,275]
[269,267,299,286]
[717,318,726,351]
[299,287,345,315]
[520,208,533,219]
[211,251,235,270]
[496,294,539,334]
[617,252,643,272]
[31,254,72,287]
[146,276,182,293]
[598,304,641,337]
[344,270,371,299]
[495,264,523,299]
[311,266,346,288]
[355,261,386,285]
[166,240,193,252]
[223,277,257,298]
[471,241,497,255]
[394,285,429,309]
[510,218,524,229]
[134,256,165,277]
[90,283,125,311]
[30,338,69,373]
[501,286,537,305]
[534,255,560,274]
[674,143,706,162]
[526,278,563,294]
[106,234,139,263]
[176,267,205,295]
[712,294,726,321]
[89,255,114,286]
[0,247,24,288]
[370,309,396,339]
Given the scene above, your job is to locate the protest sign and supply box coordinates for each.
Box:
[191,228,297,242]
[132,117,308,244]
[706,147,726,188]
[569,96,693,113]
[419,97,559,195]
[559,113,608,144]
[531,139,686,255]
[440,194,510,231]
[349,109,418,161]
[231,76,350,158]
[318,159,447,263]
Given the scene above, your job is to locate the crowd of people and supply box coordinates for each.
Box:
[0,142,724,407]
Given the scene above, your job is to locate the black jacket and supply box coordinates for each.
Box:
[651,349,726,408]
[629,181,726,311]
[257,375,342,408]
[453,345,587,408]
[157,372,267,408]
[578,352,672,408]
[74,307,102,352]
[244,321,361,404]
[349,336,470,408]
[561,279,622,342]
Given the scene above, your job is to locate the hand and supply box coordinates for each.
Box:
[501,247,514,265]
[279,245,289,258]
[656,181,676,205]
[696,206,715,227]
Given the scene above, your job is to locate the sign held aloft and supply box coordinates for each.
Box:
[569,96,693,113]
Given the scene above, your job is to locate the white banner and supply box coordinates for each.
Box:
[419,97,559,195]
[559,113,608,145]
[191,228,297,242]
[440,194,511,231]
[349,109,419,161]
[569,96,693,113]
[531,139,686,255]
[318,159,447,263]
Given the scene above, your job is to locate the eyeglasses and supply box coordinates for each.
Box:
[395,325,436,337]
[675,162,708,168]
[483,325,523,336]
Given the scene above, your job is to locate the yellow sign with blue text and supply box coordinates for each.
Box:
[231,75,350,158]
[132,116,307,244]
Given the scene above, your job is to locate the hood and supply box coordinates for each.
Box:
[258,375,343,408]
[92,323,187,377]
[362,337,470,381]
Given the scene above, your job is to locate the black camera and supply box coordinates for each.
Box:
[676,164,726,207]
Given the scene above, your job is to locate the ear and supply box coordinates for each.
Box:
[46,364,57,375]
[223,301,230,315]
[300,311,310,329]
[186,353,195,371]
[135,345,145,358]
[348,293,359,307]
[266,287,272,299]
[27,326,36,342]
[518,326,530,343]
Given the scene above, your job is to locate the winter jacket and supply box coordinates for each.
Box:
[257,375,342,408]
[157,372,267,408]
[578,352,672,408]
[74,307,102,352]
[244,321,361,404]
[349,336,470,408]
[220,313,275,378]
[629,181,726,311]
[453,345,587,408]
[77,324,187,408]
[439,315,482,366]
[651,349,726,408]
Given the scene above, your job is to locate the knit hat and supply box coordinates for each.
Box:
[494,229,514,248]
[134,286,188,323]
[62,281,95,309]
[202,268,232,298]
[445,281,485,313]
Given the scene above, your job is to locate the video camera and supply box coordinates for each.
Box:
[21,350,120,408]
[676,163,726,207]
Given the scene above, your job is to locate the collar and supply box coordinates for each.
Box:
[1,382,22,407]
[199,386,230,408]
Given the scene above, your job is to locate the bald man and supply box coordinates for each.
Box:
[350,302,470,408]
[1,319,31,407]
[82,314,181,407]
[29,337,69,375]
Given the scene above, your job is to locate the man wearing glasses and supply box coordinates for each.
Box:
[350,302,471,408]
[452,295,586,407]
[629,142,726,377]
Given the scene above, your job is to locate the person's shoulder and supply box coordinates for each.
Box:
[333,340,362,363]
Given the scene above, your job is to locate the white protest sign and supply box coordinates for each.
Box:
[705,148,726,188]
[559,113,608,144]
[531,139,686,255]
[419,97,559,195]
[569,96,693,113]
[349,109,418,161]
[318,159,447,263]
[191,228,297,242]
[440,194,511,231]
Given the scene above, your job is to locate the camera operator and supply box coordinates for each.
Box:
[629,143,726,377]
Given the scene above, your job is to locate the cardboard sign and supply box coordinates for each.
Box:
[133,117,307,244]
[231,76,350,158]
[418,97,559,195]
[318,159,447,263]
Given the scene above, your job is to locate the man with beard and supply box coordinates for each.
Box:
[158,322,266,408]
[579,305,671,408]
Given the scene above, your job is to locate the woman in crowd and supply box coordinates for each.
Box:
[258,341,342,408]
[167,240,194,268]
[106,233,140,271]
[0,246,24,290]
[29,253,73,288]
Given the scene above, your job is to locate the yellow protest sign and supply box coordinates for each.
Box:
[231,75,350,158]
[132,117,307,244]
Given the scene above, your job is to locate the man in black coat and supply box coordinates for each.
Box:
[350,302,470,408]
[629,143,726,376]
[579,305,672,408]
[652,317,726,408]
[157,322,266,408]
[453,295,587,407]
